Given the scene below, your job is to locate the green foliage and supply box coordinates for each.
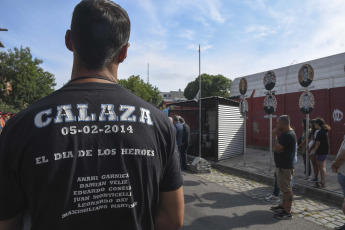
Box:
[0,46,56,111]
[118,75,162,107]
[184,73,232,100]
[0,101,20,114]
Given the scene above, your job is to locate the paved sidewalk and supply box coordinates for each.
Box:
[195,169,345,229]
[182,171,327,230]
[210,147,343,204]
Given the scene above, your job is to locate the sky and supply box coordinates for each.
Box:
[1,0,345,92]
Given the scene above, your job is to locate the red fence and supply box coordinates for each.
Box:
[246,86,345,155]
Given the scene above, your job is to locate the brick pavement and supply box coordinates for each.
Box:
[195,168,345,229]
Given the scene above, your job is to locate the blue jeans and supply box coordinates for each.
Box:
[273,172,280,196]
[338,173,345,197]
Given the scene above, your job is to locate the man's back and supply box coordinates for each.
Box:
[0,82,183,229]
[174,122,183,147]
[182,123,191,147]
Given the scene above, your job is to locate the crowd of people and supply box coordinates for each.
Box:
[263,115,345,229]
[0,111,15,134]
[297,118,331,188]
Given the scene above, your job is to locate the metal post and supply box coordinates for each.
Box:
[198,44,201,158]
[244,114,246,165]
[306,113,310,178]
[269,114,273,171]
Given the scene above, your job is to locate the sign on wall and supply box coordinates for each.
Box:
[298,64,314,88]
[263,71,276,91]
[239,78,248,95]
[299,91,315,114]
[264,94,277,115]
[239,99,248,117]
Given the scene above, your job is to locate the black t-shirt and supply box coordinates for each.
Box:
[274,130,296,169]
[0,82,183,230]
[315,129,329,155]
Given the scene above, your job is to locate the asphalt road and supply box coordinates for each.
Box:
[181,171,328,230]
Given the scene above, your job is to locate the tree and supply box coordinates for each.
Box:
[184,74,232,100]
[0,46,56,112]
[118,75,162,107]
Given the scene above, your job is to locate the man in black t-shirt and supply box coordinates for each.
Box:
[271,115,296,220]
[0,1,184,230]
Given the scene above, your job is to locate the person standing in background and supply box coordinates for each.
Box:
[298,118,311,180]
[308,119,319,182]
[314,118,331,188]
[331,135,345,230]
[270,115,296,220]
[179,117,191,170]
[173,115,183,169]
[0,112,4,134]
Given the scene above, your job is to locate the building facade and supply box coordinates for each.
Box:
[230,52,345,155]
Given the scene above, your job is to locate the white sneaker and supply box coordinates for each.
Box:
[265,194,280,202]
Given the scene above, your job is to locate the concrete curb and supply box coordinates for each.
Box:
[211,162,344,207]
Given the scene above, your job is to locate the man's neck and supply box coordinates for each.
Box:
[70,58,119,84]
[281,127,291,133]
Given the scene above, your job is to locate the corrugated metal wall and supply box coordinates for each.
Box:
[218,104,244,161]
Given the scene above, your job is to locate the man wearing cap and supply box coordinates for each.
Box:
[0,1,184,229]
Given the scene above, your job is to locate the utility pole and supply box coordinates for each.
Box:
[147,63,149,84]
[198,44,201,158]
[0,28,8,48]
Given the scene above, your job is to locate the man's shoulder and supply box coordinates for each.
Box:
[284,130,296,137]
[176,123,183,131]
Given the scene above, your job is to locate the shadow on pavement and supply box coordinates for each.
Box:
[182,210,280,230]
[184,180,202,187]
[193,192,254,209]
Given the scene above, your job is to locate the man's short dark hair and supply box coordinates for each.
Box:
[71,0,131,70]
[173,115,179,122]
[278,115,290,126]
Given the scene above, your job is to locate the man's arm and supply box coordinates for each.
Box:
[273,129,284,153]
[307,142,315,153]
[274,142,284,153]
[155,187,184,230]
[298,138,306,150]
[0,213,23,230]
[332,148,345,172]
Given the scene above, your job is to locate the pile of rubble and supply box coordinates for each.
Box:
[187,157,211,173]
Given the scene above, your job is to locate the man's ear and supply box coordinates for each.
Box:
[65,30,74,52]
[117,43,130,63]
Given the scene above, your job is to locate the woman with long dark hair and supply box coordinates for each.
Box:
[307,119,319,182]
[314,118,331,188]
